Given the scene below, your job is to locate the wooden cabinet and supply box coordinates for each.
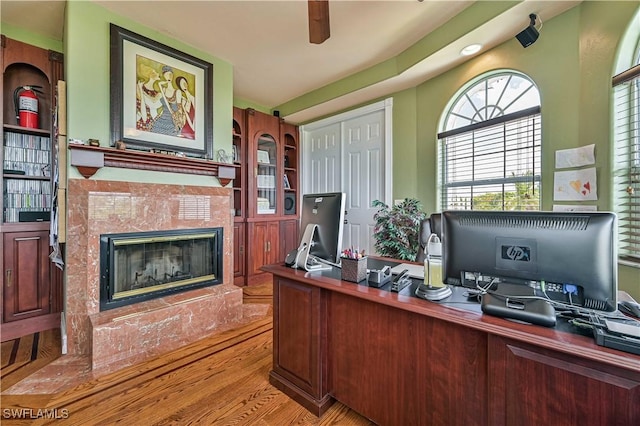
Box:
[270,277,329,414]
[232,222,245,285]
[487,335,640,425]
[328,292,488,425]
[264,263,640,425]
[1,36,64,340]
[247,221,280,285]
[233,107,300,286]
[279,219,299,261]
[3,230,50,322]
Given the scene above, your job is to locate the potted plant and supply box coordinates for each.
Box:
[372,198,428,261]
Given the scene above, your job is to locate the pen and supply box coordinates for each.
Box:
[341,248,366,259]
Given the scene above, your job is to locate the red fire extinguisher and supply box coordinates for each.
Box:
[14,85,42,129]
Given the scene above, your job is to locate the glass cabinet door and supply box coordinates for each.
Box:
[255,133,277,215]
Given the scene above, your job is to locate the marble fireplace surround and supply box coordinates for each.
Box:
[66,179,243,371]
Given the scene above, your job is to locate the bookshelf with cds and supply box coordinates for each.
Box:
[2,128,52,223]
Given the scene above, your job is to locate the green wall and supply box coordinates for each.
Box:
[64,1,233,185]
[288,2,639,298]
[1,22,63,52]
[233,96,270,115]
[408,3,639,298]
[391,88,418,200]
[413,6,583,213]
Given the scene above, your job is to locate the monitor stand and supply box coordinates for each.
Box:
[415,283,452,301]
[291,223,332,272]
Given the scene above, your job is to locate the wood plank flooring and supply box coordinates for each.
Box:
[1,329,62,392]
[0,284,374,425]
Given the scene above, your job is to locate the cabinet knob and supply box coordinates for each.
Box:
[5,269,12,287]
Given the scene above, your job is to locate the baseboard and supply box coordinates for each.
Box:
[1,313,61,342]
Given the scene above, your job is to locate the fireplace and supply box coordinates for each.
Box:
[100,228,223,310]
[63,179,245,371]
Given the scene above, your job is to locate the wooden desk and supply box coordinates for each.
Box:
[262,262,640,426]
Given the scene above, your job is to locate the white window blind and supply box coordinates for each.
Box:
[613,63,640,262]
[439,108,541,211]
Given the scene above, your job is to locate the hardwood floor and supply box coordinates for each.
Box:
[0,284,374,425]
[1,329,62,392]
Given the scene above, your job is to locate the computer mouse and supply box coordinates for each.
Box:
[618,300,640,319]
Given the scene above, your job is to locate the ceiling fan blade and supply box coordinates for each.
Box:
[308,0,330,44]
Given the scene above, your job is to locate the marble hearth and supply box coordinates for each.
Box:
[65,179,243,371]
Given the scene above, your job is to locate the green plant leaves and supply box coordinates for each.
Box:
[372,198,428,261]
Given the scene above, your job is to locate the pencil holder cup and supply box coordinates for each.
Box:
[341,257,368,282]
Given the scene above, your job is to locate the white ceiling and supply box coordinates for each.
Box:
[1,0,581,124]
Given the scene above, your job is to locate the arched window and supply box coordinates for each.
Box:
[612,35,640,263]
[438,71,541,211]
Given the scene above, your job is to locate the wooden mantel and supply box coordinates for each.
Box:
[68,144,237,185]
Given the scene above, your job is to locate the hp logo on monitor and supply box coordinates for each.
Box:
[502,245,531,262]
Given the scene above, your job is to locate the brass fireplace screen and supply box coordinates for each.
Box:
[100,228,223,310]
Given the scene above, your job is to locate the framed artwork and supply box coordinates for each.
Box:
[283,173,291,189]
[232,145,239,163]
[257,149,270,164]
[110,24,213,158]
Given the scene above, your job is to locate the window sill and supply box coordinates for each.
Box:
[618,257,640,269]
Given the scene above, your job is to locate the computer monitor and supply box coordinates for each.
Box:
[441,210,618,313]
[291,192,346,271]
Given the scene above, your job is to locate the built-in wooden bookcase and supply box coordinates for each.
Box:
[246,108,280,218]
[233,107,300,286]
[232,107,246,285]
[1,37,61,225]
[1,36,64,340]
[281,121,298,216]
[232,107,246,219]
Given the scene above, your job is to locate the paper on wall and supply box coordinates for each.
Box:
[553,167,597,201]
[555,144,595,169]
[552,204,598,212]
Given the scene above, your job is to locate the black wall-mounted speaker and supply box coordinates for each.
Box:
[516,25,539,48]
[284,193,296,215]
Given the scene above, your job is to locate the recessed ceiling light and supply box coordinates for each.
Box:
[460,44,482,56]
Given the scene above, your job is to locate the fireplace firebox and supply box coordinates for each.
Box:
[100,228,223,310]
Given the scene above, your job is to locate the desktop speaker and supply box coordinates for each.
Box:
[19,211,50,222]
[284,193,296,215]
